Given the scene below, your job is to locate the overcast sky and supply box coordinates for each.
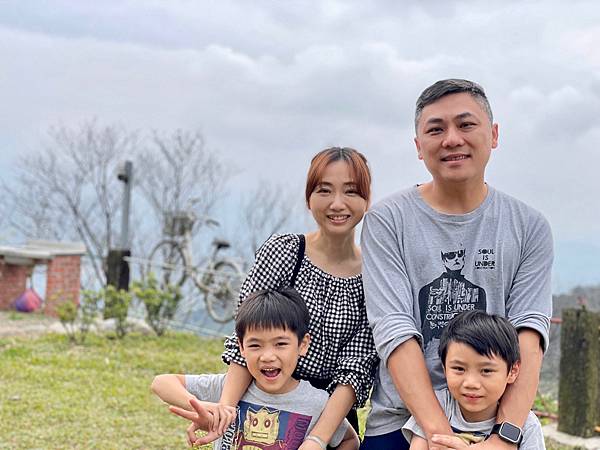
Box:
[1,0,599,292]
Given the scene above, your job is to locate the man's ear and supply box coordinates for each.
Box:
[298,333,310,357]
[491,123,499,149]
[506,360,520,384]
[415,137,423,160]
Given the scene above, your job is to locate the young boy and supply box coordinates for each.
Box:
[151,288,359,450]
[401,310,545,449]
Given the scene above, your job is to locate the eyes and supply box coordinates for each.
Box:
[425,122,477,135]
[314,185,359,196]
[449,366,497,375]
[246,341,289,350]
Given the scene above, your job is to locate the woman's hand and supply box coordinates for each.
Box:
[298,438,326,450]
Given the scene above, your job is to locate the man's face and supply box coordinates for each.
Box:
[239,326,309,395]
[414,92,498,185]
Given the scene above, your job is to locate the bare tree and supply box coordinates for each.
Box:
[237,181,303,260]
[136,129,232,246]
[2,121,136,284]
[1,123,233,286]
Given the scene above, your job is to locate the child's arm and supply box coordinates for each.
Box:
[151,374,236,436]
[151,374,196,410]
[333,426,359,450]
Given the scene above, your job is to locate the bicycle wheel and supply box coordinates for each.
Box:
[205,260,243,323]
[147,240,187,288]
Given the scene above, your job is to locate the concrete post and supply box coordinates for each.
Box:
[558,308,600,437]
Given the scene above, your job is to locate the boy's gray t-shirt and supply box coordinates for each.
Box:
[402,389,545,449]
[185,374,348,450]
[361,185,553,435]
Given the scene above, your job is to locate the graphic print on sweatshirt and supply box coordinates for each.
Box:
[418,244,488,352]
[219,400,313,450]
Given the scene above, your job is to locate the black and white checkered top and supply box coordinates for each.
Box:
[222,233,378,407]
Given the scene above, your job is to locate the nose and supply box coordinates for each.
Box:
[259,348,276,362]
[463,372,481,389]
[330,192,345,210]
[442,125,465,148]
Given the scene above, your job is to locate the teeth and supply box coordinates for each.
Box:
[444,155,468,161]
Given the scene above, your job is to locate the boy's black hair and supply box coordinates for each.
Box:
[235,288,310,344]
[438,310,520,371]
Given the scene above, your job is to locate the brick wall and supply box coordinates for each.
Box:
[0,263,31,310]
[45,255,81,317]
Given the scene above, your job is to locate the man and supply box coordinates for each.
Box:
[360,79,553,450]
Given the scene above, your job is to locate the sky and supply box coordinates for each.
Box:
[1,0,599,293]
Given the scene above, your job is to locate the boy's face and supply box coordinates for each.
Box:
[444,342,519,422]
[239,326,309,395]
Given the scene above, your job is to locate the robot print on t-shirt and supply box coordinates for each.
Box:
[219,401,313,450]
[418,244,487,353]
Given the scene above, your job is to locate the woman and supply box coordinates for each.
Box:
[220,147,378,449]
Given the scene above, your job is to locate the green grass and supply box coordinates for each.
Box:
[0,332,225,449]
[0,332,575,449]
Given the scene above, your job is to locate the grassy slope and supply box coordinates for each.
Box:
[0,330,570,450]
[0,332,224,449]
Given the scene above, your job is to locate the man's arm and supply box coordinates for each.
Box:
[388,339,453,444]
[410,435,431,450]
[361,209,452,449]
[474,210,553,449]
[472,329,544,449]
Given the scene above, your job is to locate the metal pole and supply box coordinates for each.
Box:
[119,160,133,250]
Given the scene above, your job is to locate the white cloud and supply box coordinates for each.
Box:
[0,1,599,290]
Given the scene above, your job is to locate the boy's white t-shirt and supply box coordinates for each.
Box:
[401,388,545,449]
[185,373,349,450]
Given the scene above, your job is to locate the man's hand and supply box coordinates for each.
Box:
[430,434,469,449]
[169,398,237,447]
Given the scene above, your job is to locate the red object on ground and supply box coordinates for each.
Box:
[14,288,42,313]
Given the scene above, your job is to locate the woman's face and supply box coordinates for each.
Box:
[308,160,368,236]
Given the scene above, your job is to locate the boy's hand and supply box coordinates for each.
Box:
[469,436,516,449]
[430,434,469,449]
[169,398,237,447]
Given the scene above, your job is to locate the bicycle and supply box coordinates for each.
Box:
[146,201,244,323]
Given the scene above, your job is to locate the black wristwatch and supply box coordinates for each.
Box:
[489,422,523,445]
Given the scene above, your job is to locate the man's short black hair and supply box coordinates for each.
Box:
[235,288,310,343]
[438,310,520,371]
[415,78,493,131]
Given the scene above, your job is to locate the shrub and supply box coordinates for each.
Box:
[131,274,182,336]
[103,286,132,338]
[56,290,101,344]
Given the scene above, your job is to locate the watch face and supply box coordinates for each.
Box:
[500,422,522,443]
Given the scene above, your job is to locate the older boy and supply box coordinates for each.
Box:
[151,288,359,450]
[402,310,545,449]
[361,79,553,449]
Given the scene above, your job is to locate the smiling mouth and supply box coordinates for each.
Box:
[441,154,469,162]
[327,215,350,223]
[261,368,281,379]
